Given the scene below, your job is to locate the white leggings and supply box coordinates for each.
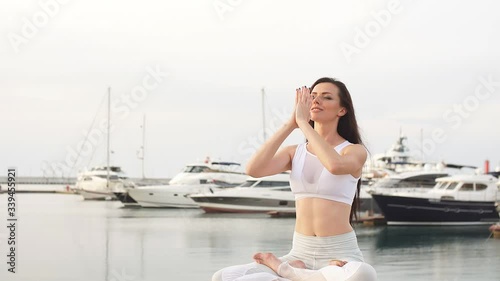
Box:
[212,231,377,281]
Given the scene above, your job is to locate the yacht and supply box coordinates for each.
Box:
[189,173,294,213]
[371,174,500,225]
[75,166,135,200]
[128,161,247,208]
[74,89,138,202]
[168,161,247,185]
[361,170,453,214]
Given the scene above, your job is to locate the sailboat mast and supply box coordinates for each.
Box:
[107,87,111,189]
[261,87,266,141]
[142,114,146,179]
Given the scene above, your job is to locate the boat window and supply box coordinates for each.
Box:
[110,167,122,173]
[475,184,488,191]
[183,166,210,173]
[435,182,446,189]
[445,182,459,190]
[239,181,257,187]
[255,181,290,187]
[459,183,474,191]
[372,178,400,189]
[84,177,93,181]
[403,174,446,188]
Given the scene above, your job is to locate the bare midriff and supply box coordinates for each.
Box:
[295,197,353,237]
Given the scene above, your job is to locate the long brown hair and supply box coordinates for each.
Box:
[309,77,364,224]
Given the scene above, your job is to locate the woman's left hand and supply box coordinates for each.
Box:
[295,86,312,126]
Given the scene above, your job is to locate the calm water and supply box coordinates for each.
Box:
[0,192,498,281]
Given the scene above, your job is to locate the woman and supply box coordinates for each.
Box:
[212,77,377,281]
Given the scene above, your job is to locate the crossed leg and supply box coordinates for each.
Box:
[253,253,347,281]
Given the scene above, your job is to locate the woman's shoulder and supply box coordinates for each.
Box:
[341,143,368,158]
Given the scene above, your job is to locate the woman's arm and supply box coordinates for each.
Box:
[245,122,297,178]
[298,123,366,176]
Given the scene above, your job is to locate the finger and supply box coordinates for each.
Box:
[304,86,311,104]
[304,86,311,100]
[300,86,307,103]
[303,86,310,96]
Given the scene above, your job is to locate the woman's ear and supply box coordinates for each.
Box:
[338,108,347,117]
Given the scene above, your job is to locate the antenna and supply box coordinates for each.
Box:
[106,87,111,189]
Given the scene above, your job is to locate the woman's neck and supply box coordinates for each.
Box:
[313,121,344,146]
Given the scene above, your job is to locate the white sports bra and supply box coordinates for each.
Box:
[289,140,359,205]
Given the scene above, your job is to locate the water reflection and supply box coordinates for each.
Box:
[1,194,497,281]
[374,225,492,249]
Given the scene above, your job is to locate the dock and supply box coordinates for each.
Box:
[0,176,171,195]
[355,215,387,226]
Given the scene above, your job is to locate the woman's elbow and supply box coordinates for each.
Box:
[326,162,343,175]
[245,165,259,178]
[327,167,340,175]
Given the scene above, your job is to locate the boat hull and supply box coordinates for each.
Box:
[128,185,219,208]
[372,194,500,225]
[78,189,116,200]
[191,196,295,213]
[113,192,140,207]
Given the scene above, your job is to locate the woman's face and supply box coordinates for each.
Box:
[310,82,346,122]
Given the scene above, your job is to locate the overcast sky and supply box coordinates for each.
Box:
[1,0,499,178]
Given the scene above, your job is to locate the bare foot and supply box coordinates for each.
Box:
[329,259,347,267]
[253,253,283,273]
[289,260,306,269]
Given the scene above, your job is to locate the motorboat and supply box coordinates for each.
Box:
[370,174,500,225]
[128,161,248,208]
[361,170,453,214]
[189,173,294,213]
[74,166,136,201]
[128,183,222,208]
[168,161,247,185]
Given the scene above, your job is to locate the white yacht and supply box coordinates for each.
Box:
[168,161,247,185]
[189,173,294,213]
[74,89,138,202]
[75,166,135,200]
[128,161,247,208]
[371,174,500,225]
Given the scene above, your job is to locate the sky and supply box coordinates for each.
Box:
[1,0,499,178]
